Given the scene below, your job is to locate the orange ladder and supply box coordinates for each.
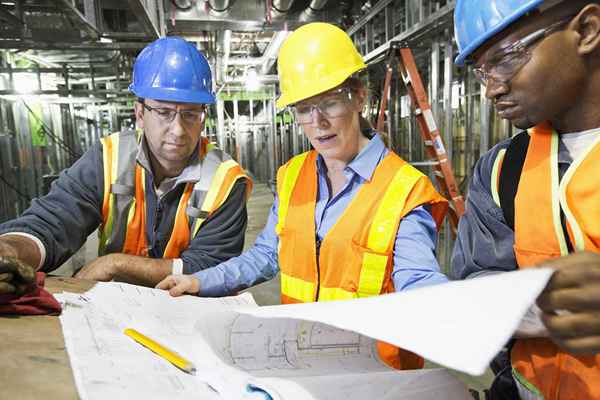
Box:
[376,43,465,232]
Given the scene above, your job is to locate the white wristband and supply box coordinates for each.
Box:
[171,258,184,275]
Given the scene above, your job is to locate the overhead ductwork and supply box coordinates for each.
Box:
[272,0,296,14]
[260,31,289,74]
[300,0,329,21]
[170,0,341,33]
[208,0,231,16]
[216,29,231,84]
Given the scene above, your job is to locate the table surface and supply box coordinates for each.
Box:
[1,276,94,400]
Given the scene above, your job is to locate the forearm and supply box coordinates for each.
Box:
[112,254,174,287]
[0,144,103,271]
[0,235,43,270]
[195,242,278,296]
[195,203,280,297]
[392,207,448,291]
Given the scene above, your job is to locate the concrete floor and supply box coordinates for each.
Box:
[239,183,281,306]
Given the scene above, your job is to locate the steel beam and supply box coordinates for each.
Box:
[0,5,24,28]
[359,4,455,65]
[0,40,147,50]
[443,38,454,162]
[347,0,394,36]
[127,0,160,39]
[57,0,100,40]
[83,0,102,33]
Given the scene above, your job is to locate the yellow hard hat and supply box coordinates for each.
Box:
[276,22,366,108]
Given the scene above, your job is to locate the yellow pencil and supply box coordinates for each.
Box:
[124,328,196,375]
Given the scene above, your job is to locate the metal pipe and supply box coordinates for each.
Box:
[304,0,329,15]
[300,0,329,21]
[208,0,231,14]
[260,31,288,74]
[217,29,231,84]
[272,0,295,13]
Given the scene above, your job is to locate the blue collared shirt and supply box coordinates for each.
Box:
[195,134,448,296]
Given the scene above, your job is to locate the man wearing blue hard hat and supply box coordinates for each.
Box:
[452,0,600,398]
[0,37,251,292]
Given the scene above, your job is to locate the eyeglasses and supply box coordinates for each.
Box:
[291,88,354,125]
[141,102,206,125]
[472,16,573,85]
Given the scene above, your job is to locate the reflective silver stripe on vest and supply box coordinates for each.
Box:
[101,133,237,256]
[186,148,228,232]
[101,130,139,255]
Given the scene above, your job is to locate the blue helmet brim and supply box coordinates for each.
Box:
[454,0,544,66]
[129,84,216,105]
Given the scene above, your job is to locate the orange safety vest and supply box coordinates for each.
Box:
[508,122,600,400]
[98,130,251,259]
[276,150,448,369]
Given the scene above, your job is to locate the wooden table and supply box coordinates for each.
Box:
[1,277,94,400]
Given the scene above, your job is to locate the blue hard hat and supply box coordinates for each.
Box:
[454,0,545,66]
[129,36,215,104]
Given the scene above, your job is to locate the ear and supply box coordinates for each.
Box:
[575,4,600,56]
[134,101,145,129]
[353,86,368,110]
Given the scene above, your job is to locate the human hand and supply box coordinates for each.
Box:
[537,251,600,354]
[156,275,200,297]
[75,254,119,281]
[0,256,36,295]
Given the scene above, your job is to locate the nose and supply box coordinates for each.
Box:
[485,76,510,102]
[169,112,186,137]
[307,107,330,129]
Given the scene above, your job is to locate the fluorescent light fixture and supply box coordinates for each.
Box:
[14,73,39,94]
[245,67,261,91]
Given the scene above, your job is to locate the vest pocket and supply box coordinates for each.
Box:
[513,245,562,268]
[350,241,391,297]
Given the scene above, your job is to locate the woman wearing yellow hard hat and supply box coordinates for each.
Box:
[157,22,449,370]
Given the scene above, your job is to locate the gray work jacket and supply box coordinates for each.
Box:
[0,132,248,273]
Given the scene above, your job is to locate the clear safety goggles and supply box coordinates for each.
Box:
[472,15,573,85]
[290,88,354,125]
[142,102,206,125]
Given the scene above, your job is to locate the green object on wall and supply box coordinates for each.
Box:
[28,103,47,147]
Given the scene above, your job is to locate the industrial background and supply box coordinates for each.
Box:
[0,0,513,274]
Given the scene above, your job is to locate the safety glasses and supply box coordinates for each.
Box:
[472,15,574,85]
[291,88,354,125]
[141,102,206,125]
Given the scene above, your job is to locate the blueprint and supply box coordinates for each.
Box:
[239,268,555,375]
[57,268,555,400]
[191,311,471,400]
[57,283,257,400]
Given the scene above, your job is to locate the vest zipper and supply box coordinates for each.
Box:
[315,238,322,301]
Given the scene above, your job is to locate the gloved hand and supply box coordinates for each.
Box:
[0,256,36,295]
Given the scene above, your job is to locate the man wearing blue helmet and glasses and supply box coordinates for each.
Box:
[0,37,251,292]
[452,0,600,398]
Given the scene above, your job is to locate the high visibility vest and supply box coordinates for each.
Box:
[98,130,251,259]
[509,122,600,400]
[276,150,448,369]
